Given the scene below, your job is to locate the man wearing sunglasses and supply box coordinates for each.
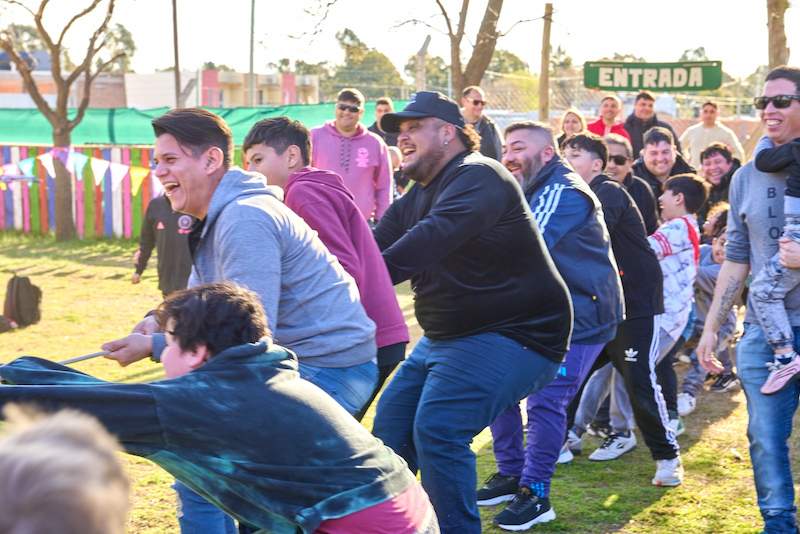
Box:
[605,133,659,235]
[698,65,800,534]
[311,88,393,222]
[460,85,504,161]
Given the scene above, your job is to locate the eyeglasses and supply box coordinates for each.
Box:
[753,94,800,110]
[337,103,361,113]
[609,155,630,165]
[471,99,487,107]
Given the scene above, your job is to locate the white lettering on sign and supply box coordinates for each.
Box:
[643,69,658,88]
[688,67,703,87]
[599,67,613,85]
[658,68,671,88]
[593,65,708,89]
[629,68,643,86]
[673,68,688,87]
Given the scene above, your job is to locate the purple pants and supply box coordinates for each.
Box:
[489,343,604,496]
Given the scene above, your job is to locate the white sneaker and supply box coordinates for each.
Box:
[677,393,696,416]
[588,431,637,461]
[566,429,582,454]
[668,418,685,437]
[556,442,574,464]
[652,456,684,486]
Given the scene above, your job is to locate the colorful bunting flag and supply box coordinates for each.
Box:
[90,157,110,186]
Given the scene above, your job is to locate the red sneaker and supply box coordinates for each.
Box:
[761,357,800,394]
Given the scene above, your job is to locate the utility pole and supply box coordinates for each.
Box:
[416,35,431,92]
[249,0,256,106]
[172,0,181,108]
[538,3,552,121]
[767,0,790,69]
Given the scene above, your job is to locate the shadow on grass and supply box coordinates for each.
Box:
[0,234,136,270]
[476,372,741,534]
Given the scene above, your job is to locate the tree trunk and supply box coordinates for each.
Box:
[767,0,790,69]
[461,0,504,90]
[52,126,76,241]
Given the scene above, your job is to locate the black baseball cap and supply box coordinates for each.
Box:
[380,91,466,134]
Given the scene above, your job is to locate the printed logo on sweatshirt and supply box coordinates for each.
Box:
[156,221,165,230]
[178,215,193,235]
[624,348,638,362]
[356,147,370,168]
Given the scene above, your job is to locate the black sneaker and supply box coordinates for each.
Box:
[476,472,520,506]
[494,487,556,531]
[710,373,740,393]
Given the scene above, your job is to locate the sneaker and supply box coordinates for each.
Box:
[566,428,582,455]
[586,422,612,439]
[556,442,573,464]
[762,357,800,394]
[677,393,696,416]
[477,472,520,506]
[710,373,740,393]
[668,418,685,437]
[652,456,684,487]
[588,431,637,461]
[494,487,556,531]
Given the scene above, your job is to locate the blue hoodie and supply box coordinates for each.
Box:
[177,168,376,367]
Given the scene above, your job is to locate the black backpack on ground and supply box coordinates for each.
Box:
[3,275,42,327]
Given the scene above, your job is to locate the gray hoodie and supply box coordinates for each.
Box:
[727,159,800,325]
[186,167,376,367]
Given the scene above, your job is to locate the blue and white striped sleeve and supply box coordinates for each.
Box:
[529,185,591,249]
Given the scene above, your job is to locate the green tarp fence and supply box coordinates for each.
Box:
[0,101,410,145]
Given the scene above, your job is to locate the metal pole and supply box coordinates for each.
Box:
[172,0,181,108]
[538,3,552,121]
[249,0,256,107]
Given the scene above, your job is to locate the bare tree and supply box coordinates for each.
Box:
[766,0,790,68]
[0,0,123,240]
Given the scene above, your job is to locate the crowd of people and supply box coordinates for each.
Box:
[0,65,799,534]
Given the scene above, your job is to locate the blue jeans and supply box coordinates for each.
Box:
[372,333,560,534]
[175,359,377,532]
[299,359,378,415]
[738,322,800,534]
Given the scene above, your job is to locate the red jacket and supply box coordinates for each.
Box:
[587,118,631,141]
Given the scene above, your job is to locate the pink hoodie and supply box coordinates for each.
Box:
[284,167,409,349]
[310,121,392,221]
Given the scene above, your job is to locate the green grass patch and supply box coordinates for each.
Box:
[0,232,793,533]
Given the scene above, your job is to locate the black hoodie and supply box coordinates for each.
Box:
[698,158,741,224]
[632,152,696,204]
[624,112,683,158]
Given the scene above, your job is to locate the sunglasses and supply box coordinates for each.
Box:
[608,155,630,165]
[753,94,800,110]
[470,99,487,107]
[337,103,361,113]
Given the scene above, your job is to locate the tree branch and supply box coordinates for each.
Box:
[434,0,455,38]
[0,33,57,124]
[391,18,447,36]
[67,51,123,132]
[65,0,116,87]
[57,0,103,46]
[454,0,470,42]
[497,15,543,37]
[3,0,35,17]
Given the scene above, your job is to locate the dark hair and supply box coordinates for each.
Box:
[156,282,269,356]
[765,65,800,93]
[152,108,233,168]
[664,173,709,215]
[635,90,656,103]
[564,133,608,169]
[702,101,718,110]
[504,121,557,149]
[337,88,364,106]
[375,97,393,108]
[642,126,675,148]
[604,133,633,159]
[243,117,311,166]
[711,208,729,238]
[462,85,484,98]
[457,123,481,152]
[700,142,733,163]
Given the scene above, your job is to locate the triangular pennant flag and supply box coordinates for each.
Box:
[2,163,20,176]
[18,157,35,177]
[109,162,129,189]
[38,152,56,178]
[129,166,150,195]
[0,182,6,191]
[71,152,89,179]
[151,173,164,197]
[90,157,110,186]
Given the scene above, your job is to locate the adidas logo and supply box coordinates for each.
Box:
[624,348,638,362]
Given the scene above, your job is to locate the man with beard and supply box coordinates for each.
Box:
[477,121,623,531]
[698,142,741,224]
[371,92,573,534]
[632,126,696,203]
[624,91,682,157]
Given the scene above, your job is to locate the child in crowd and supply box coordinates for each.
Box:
[0,282,437,534]
[0,406,130,534]
[242,117,409,421]
[750,136,800,393]
[678,208,740,416]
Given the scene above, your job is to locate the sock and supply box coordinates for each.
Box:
[528,481,549,499]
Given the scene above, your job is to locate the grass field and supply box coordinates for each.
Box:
[0,232,793,533]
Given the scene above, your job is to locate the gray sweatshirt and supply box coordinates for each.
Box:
[180,168,376,367]
[726,160,800,325]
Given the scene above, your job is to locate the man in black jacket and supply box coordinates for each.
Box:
[372,91,572,534]
[368,96,398,147]
[132,194,194,297]
[698,142,741,224]
[632,126,696,202]
[624,91,682,157]
[605,133,659,235]
[460,85,504,160]
[563,133,683,487]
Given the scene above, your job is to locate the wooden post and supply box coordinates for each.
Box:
[172,0,181,108]
[538,3,552,121]
[767,0,790,69]
[416,35,431,92]
[249,0,256,106]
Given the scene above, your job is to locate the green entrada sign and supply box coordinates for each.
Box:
[583,61,723,92]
